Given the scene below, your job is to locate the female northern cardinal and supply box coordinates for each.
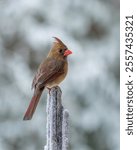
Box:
[23,37,72,120]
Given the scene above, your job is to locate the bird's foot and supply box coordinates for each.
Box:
[47,87,51,95]
[55,86,62,93]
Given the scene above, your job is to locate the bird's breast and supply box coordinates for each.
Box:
[46,62,68,88]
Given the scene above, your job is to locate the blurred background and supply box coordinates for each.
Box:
[0,0,119,150]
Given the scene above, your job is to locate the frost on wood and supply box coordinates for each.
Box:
[62,110,69,150]
[45,86,69,150]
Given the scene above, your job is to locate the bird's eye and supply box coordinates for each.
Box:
[59,49,63,53]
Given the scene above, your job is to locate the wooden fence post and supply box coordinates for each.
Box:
[44,86,69,150]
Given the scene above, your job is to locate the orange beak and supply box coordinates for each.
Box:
[64,50,72,56]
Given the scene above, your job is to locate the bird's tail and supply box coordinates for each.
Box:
[23,89,43,120]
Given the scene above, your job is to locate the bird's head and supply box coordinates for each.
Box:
[48,37,72,60]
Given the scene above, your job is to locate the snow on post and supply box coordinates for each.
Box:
[44,86,69,150]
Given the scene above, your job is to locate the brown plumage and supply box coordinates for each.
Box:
[23,37,72,120]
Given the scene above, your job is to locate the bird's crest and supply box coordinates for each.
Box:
[53,37,65,45]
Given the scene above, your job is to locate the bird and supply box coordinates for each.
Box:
[23,37,72,120]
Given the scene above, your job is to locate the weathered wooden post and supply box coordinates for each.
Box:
[44,86,69,150]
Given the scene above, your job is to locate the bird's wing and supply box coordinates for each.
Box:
[32,58,64,89]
